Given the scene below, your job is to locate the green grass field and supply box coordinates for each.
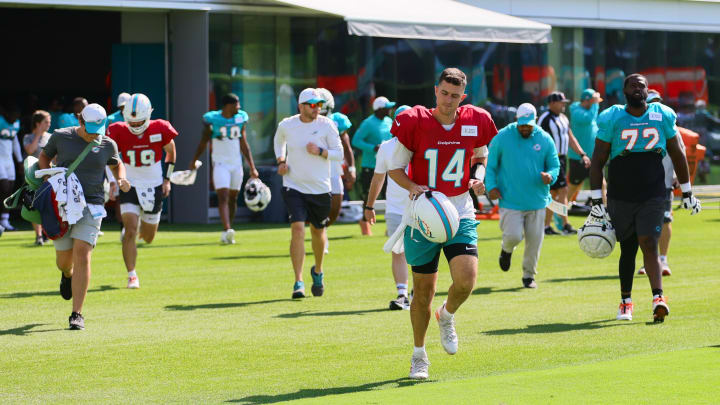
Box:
[1,211,719,404]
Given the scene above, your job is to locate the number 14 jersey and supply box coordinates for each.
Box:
[391,105,497,197]
[108,120,178,187]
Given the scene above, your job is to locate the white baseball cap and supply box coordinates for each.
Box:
[117,92,131,107]
[516,103,537,126]
[81,103,108,135]
[298,88,325,105]
[372,96,396,111]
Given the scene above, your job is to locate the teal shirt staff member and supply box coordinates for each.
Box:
[486,106,560,211]
[107,92,131,124]
[568,88,601,160]
[57,97,88,129]
[352,96,395,169]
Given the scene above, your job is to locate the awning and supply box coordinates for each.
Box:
[272,0,552,44]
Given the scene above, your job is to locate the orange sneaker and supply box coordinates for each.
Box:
[652,295,669,323]
[616,300,634,320]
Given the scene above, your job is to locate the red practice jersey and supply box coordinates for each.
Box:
[107,119,178,186]
[391,105,497,197]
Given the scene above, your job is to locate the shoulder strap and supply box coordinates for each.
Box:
[65,141,97,178]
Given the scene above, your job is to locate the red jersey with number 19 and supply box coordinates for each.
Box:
[391,105,497,197]
[107,120,178,187]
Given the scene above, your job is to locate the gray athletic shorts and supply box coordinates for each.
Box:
[607,196,665,242]
[53,208,103,250]
[386,212,403,235]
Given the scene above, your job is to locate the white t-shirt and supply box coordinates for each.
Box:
[374,138,408,216]
[274,115,342,194]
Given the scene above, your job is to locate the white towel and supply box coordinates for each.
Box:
[45,169,86,225]
[383,198,420,254]
[134,183,156,212]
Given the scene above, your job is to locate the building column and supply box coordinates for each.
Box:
[169,11,209,223]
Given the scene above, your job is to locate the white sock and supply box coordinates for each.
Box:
[397,283,408,297]
[128,270,137,277]
[413,346,426,357]
[622,297,632,304]
[440,303,453,320]
[659,255,667,263]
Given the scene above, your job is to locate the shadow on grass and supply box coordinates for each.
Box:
[226,378,425,404]
[212,252,312,260]
[1,284,118,299]
[546,275,616,283]
[483,319,631,335]
[435,286,524,297]
[165,299,293,311]
[304,235,354,242]
[274,308,387,318]
[0,323,64,336]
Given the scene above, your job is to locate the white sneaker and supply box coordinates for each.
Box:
[0,220,15,231]
[616,300,633,321]
[637,266,646,275]
[127,275,140,289]
[435,301,458,355]
[409,353,430,380]
[660,258,671,276]
[226,229,236,244]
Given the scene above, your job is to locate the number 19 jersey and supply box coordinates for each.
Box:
[107,120,178,187]
[597,102,678,202]
[391,105,497,197]
[203,109,249,167]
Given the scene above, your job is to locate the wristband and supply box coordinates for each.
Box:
[471,162,485,180]
[591,189,603,200]
[364,205,374,211]
[277,160,286,166]
[318,147,324,157]
[164,163,175,180]
[581,153,587,158]
[680,182,691,193]
[348,166,356,174]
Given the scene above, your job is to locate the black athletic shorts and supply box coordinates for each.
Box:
[568,158,589,185]
[282,187,331,228]
[119,185,163,214]
[550,155,568,190]
[607,196,665,242]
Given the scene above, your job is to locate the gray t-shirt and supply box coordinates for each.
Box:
[23,132,52,158]
[42,127,121,204]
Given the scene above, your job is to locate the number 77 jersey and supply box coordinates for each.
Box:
[391,105,497,197]
[597,102,678,160]
[107,120,178,187]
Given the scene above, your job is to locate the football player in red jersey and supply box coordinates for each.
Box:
[388,68,497,379]
[107,93,177,289]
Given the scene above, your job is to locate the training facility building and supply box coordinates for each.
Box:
[2,0,720,223]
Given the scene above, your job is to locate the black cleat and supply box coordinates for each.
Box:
[499,249,512,271]
[562,223,578,235]
[522,278,538,289]
[68,312,84,330]
[544,226,561,235]
[310,266,324,297]
[389,294,410,310]
[60,274,72,300]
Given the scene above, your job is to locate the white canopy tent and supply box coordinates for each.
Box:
[272,0,552,43]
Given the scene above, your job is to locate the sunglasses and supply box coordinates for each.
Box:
[302,102,324,109]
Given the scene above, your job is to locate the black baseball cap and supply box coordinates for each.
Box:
[548,91,570,103]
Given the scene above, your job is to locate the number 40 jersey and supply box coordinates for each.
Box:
[107,120,178,187]
[203,109,249,167]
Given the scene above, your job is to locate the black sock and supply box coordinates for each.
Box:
[621,293,631,300]
[652,289,663,297]
[619,235,639,294]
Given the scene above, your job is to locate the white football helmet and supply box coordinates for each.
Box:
[123,93,153,135]
[117,92,131,108]
[317,88,334,115]
[244,178,272,212]
[578,215,617,258]
[411,190,460,244]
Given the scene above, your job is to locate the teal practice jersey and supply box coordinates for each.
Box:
[202,110,249,140]
[597,102,677,160]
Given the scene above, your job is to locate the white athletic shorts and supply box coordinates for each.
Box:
[386,212,403,236]
[120,203,162,224]
[213,161,244,191]
[331,174,343,195]
[0,159,15,181]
